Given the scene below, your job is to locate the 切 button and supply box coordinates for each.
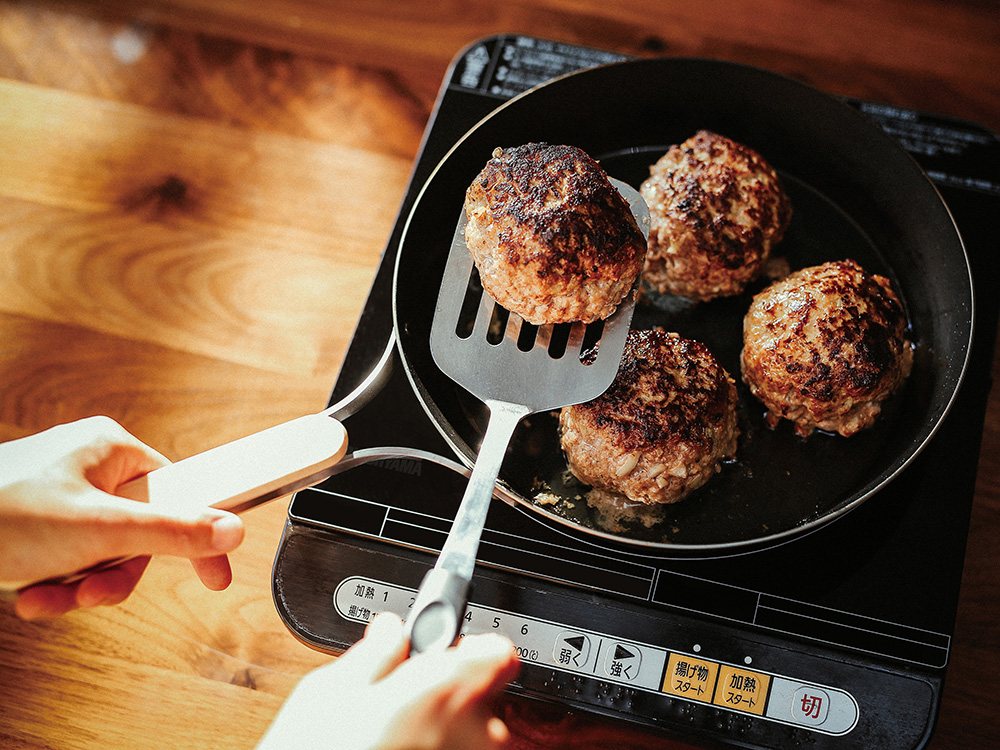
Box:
[791,685,830,725]
[765,677,859,735]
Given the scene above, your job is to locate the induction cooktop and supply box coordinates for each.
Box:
[271,36,1000,750]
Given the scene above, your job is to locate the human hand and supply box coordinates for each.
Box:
[0,416,245,619]
[258,611,520,750]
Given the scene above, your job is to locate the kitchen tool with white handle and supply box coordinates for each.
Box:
[405,178,650,652]
[0,336,398,595]
[0,412,349,594]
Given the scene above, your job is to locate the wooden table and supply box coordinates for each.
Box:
[1,1,997,748]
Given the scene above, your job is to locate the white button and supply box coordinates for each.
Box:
[791,686,831,725]
[766,678,859,735]
[553,632,592,670]
[604,642,642,681]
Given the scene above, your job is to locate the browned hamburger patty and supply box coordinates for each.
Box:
[464,143,646,325]
[559,329,739,516]
[640,130,793,301]
[741,259,913,437]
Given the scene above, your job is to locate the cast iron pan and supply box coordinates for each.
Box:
[392,58,973,555]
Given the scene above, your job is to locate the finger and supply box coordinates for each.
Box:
[85,440,167,494]
[75,556,150,608]
[387,634,520,723]
[190,554,234,591]
[333,612,408,684]
[372,635,519,750]
[486,715,511,746]
[14,556,152,619]
[452,632,521,684]
[5,493,243,591]
[452,633,521,699]
[15,582,82,620]
[452,705,511,750]
[392,633,519,709]
[39,417,245,564]
[68,497,246,563]
[54,415,168,492]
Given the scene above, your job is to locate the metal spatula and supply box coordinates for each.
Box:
[405,178,649,652]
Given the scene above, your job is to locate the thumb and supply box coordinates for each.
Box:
[395,632,520,704]
[450,633,521,699]
[333,612,409,684]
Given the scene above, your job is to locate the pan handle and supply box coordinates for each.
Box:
[115,413,348,513]
[323,335,396,421]
[0,413,349,594]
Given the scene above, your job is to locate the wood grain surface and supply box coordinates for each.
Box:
[0,1,998,748]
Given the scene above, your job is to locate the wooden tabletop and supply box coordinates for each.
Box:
[1,1,998,748]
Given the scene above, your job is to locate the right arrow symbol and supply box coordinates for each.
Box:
[614,644,636,661]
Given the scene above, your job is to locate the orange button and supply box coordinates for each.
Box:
[662,653,719,703]
[713,664,770,716]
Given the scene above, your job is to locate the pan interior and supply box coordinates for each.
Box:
[449,148,912,546]
[393,59,971,553]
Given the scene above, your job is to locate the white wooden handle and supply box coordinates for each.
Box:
[117,413,349,513]
[0,414,348,594]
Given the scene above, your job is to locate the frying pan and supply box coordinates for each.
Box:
[393,58,973,555]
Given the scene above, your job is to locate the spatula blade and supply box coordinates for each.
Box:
[429,178,649,411]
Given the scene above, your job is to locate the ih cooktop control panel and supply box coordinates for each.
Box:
[334,575,860,737]
[275,526,941,750]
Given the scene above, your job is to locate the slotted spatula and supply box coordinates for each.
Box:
[405,178,650,652]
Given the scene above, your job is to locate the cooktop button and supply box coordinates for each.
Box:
[713,664,770,716]
[554,631,592,670]
[604,641,642,681]
[766,678,859,735]
[662,653,718,703]
[791,685,831,725]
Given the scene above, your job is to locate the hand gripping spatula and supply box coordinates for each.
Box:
[405,178,650,652]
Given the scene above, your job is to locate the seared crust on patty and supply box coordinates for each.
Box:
[641,130,792,301]
[464,143,646,324]
[559,328,739,507]
[741,259,913,437]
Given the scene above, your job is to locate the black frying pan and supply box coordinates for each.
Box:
[392,58,973,555]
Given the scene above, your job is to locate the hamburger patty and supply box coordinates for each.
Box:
[464,143,646,325]
[741,259,913,437]
[640,130,792,301]
[559,328,739,518]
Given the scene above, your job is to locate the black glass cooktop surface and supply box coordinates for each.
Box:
[272,36,1000,750]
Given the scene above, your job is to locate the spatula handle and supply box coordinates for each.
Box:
[405,400,528,653]
[406,568,472,654]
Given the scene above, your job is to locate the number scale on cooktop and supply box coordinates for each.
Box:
[334,575,859,736]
